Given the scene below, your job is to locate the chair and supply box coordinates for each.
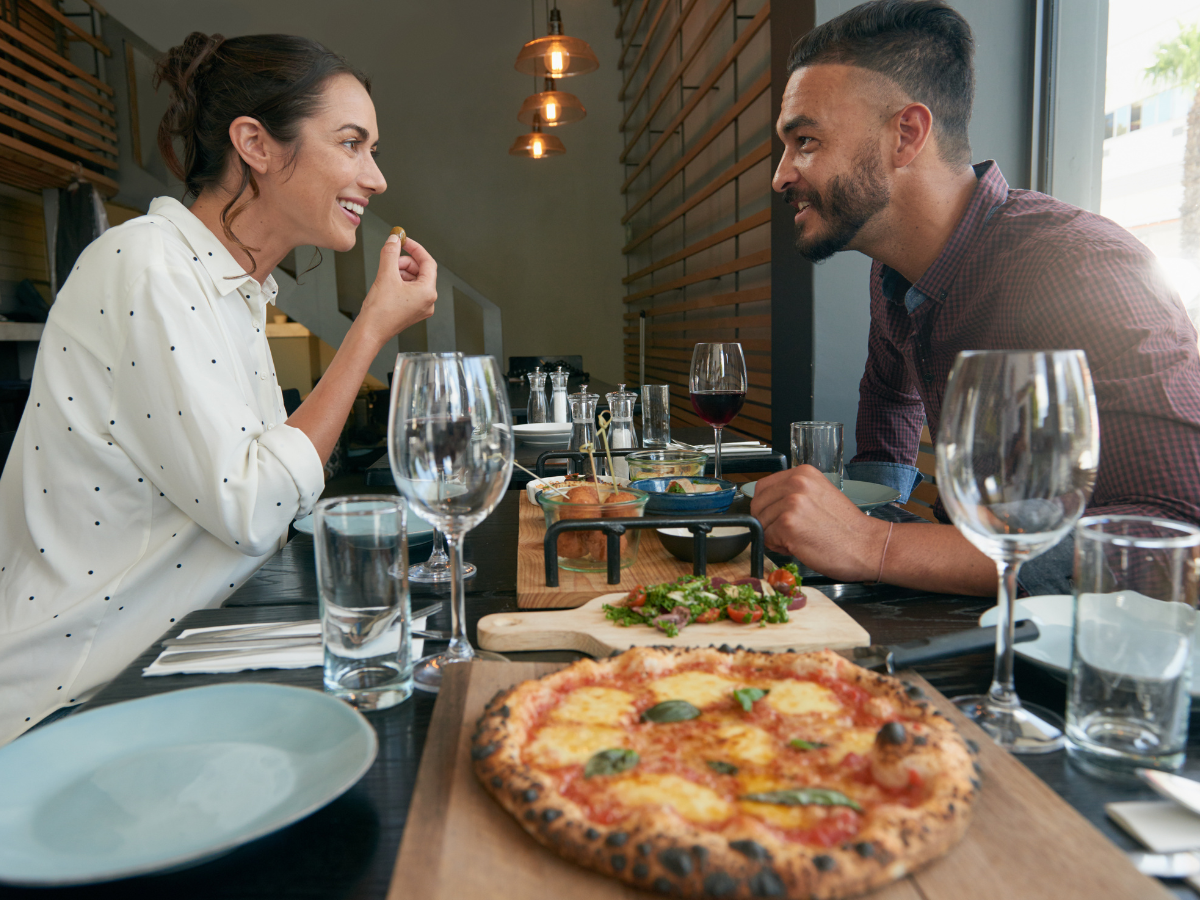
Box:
[0,430,13,478]
[900,424,940,522]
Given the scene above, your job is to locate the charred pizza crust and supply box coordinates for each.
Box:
[472,646,979,899]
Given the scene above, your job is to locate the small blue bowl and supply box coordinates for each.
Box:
[628,476,738,516]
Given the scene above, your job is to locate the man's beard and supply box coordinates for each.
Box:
[786,144,890,263]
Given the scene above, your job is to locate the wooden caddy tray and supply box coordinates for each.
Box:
[388,662,1170,900]
[516,495,769,609]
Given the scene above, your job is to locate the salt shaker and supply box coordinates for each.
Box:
[566,384,599,477]
[606,383,639,480]
[527,367,548,423]
[550,367,570,424]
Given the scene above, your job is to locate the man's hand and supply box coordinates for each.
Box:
[750,465,889,582]
[359,233,438,342]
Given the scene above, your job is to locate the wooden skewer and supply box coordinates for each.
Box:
[512,461,571,497]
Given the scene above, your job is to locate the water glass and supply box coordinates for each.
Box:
[1066,515,1200,777]
[314,496,413,710]
[641,385,671,447]
[790,422,844,489]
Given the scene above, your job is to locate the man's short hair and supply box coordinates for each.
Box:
[787,0,975,166]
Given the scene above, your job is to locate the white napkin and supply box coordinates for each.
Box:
[143,618,427,677]
[1106,799,1200,853]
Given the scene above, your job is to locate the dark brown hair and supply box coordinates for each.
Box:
[155,33,371,273]
[787,0,974,166]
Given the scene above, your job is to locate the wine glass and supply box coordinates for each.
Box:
[388,353,514,692]
[392,354,476,584]
[689,342,747,480]
[936,350,1099,753]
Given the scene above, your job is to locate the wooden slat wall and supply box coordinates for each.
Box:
[0,0,117,196]
[616,0,772,443]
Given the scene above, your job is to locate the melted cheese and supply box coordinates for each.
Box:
[648,672,739,708]
[610,773,733,824]
[765,680,843,716]
[713,723,778,766]
[549,687,636,725]
[525,725,627,768]
[827,727,877,765]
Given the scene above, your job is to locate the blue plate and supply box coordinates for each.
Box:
[628,476,738,515]
[0,683,377,886]
[293,500,435,544]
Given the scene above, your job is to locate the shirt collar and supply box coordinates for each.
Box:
[879,160,1009,311]
[148,197,278,310]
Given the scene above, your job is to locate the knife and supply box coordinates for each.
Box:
[161,602,446,647]
[852,620,1039,674]
[1137,769,1200,818]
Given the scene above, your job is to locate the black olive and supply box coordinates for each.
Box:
[659,847,693,877]
[878,722,907,745]
[729,840,771,861]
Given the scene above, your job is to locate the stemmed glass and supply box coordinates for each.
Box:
[689,342,747,480]
[392,355,476,584]
[936,350,1099,753]
[388,353,514,692]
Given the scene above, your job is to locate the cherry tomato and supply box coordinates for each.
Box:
[626,586,647,608]
[767,568,797,590]
[695,607,720,624]
[727,603,763,625]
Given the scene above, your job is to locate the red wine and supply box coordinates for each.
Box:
[689,390,745,427]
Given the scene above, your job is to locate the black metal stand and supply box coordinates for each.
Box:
[535,449,638,476]
[543,514,765,586]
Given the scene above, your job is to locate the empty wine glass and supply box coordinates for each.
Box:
[936,350,1099,753]
[388,353,514,692]
[689,343,747,480]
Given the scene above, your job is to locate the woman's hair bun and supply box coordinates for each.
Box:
[154,32,226,184]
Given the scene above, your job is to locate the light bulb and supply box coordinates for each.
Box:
[547,47,568,75]
[544,100,558,121]
[532,138,544,158]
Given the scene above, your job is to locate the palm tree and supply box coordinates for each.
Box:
[1147,23,1200,259]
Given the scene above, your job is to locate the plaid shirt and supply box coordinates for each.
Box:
[852,161,1200,526]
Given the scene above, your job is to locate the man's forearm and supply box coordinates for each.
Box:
[875,522,997,595]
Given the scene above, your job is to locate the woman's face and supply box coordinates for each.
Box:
[266,73,386,253]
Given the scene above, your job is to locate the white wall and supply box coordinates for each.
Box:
[99,0,628,382]
[810,0,1036,459]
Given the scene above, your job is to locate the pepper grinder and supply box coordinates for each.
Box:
[606,383,639,480]
[526,367,548,423]
[550,367,570,424]
[566,384,599,477]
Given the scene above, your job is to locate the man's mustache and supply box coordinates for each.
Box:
[784,187,822,211]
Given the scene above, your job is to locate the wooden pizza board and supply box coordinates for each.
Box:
[517,492,778,609]
[479,587,870,656]
[388,662,1171,900]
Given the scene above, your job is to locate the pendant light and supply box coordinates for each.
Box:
[514,7,598,79]
[508,120,565,158]
[518,78,586,127]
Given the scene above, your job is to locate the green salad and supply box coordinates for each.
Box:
[602,566,804,637]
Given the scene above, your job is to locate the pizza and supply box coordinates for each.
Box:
[472,646,980,899]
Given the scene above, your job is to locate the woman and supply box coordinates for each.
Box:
[0,33,435,744]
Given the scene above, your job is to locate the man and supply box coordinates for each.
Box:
[750,0,1200,595]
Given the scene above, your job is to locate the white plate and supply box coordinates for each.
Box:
[293,500,435,540]
[740,479,901,510]
[0,683,377,885]
[526,476,567,505]
[513,423,572,446]
[979,595,1200,697]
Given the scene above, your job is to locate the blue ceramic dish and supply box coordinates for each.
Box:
[628,476,738,516]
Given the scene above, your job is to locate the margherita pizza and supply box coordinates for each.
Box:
[472,646,980,899]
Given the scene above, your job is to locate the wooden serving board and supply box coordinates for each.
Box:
[388,662,1171,900]
[517,493,774,608]
[479,587,869,656]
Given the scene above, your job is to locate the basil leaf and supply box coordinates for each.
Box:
[789,739,829,751]
[642,699,701,723]
[739,788,862,812]
[707,760,739,775]
[732,687,769,712]
[584,748,639,778]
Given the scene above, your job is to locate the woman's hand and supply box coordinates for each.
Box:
[359,233,438,342]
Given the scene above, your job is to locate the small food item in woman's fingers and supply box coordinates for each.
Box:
[390,225,407,248]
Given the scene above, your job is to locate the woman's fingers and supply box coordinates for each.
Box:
[399,237,437,285]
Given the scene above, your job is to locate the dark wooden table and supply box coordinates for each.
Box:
[3,491,1196,900]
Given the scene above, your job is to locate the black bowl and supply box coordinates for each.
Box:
[656,525,752,564]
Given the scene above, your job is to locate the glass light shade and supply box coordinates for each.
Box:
[518,90,585,127]
[514,34,598,78]
[508,129,565,158]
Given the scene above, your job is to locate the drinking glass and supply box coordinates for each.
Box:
[1066,515,1200,777]
[641,385,671,448]
[936,350,1099,753]
[388,353,514,692]
[314,496,413,710]
[791,422,844,490]
[393,354,475,584]
[689,343,747,480]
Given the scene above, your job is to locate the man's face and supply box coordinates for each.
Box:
[772,65,894,262]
